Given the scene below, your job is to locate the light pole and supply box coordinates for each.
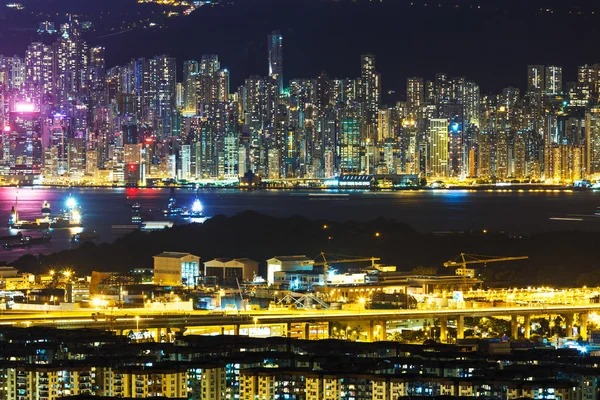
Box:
[135,315,140,333]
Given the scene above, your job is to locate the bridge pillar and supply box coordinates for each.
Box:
[368,320,375,342]
[510,315,519,340]
[439,318,448,343]
[565,313,574,337]
[286,323,292,338]
[233,324,240,336]
[303,323,310,340]
[579,313,589,341]
[523,315,531,339]
[456,316,465,340]
[379,321,387,341]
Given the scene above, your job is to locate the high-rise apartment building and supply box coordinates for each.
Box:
[25,43,54,96]
[268,31,284,94]
[361,54,381,141]
[545,65,562,95]
[183,60,199,114]
[429,119,449,177]
[407,78,424,116]
[527,65,545,92]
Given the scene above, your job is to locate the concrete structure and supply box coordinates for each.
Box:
[204,258,259,282]
[266,256,314,286]
[153,252,201,287]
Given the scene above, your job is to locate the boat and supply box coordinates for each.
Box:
[41,201,51,214]
[8,206,51,230]
[4,233,51,249]
[163,189,183,216]
[131,203,141,211]
[71,231,98,242]
[51,196,83,228]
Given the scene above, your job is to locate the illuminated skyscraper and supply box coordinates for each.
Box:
[25,43,54,96]
[545,66,562,95]
[198,55,220,108]
[88,46,106,109]
[155,55,176,138]
[586,108,600,177]
[215,69,230,102]
[53,19,88,103]
[527,65,545,92]
[406,78,424,116]
[360,54,381,141]
[340,110,361,174]
[463,81,480,127]
[429,118,449,177]
[183,60,198,114]
[268,31,284,94]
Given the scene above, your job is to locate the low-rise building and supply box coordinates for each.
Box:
[153,252,201,287]
[266,256,314,286]
[204,258,259,283]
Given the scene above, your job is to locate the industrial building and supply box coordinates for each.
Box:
[266,256,314,286]
[153,252,201,287]
[204,258,259,283]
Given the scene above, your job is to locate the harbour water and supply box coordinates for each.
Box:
[0,187,599,262]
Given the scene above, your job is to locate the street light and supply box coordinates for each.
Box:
[135,315,140,332]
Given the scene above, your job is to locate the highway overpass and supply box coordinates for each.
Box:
[2,303,599,342]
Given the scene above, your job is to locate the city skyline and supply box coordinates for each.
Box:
[2,14,600,185]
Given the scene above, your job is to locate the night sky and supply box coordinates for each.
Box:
[1,0,600,101]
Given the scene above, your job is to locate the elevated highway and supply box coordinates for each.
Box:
[2,303,599,342]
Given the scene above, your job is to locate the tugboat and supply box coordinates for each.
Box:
[4,232,51,249]
[131,202,141,211]
[163,188,182,216]
[71,231,98,243]
[41,201,51,215]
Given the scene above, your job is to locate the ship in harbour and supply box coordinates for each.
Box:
[8,196,82,230]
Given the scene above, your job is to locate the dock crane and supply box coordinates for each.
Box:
[304,252,381,289]
[443,253,529,290]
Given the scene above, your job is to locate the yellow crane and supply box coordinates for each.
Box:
[305,252,381,289]
[443,253,529,290]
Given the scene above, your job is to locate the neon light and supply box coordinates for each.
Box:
[15,103,35,113]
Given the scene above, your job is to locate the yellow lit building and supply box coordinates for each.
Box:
[429,119,449,178]
[153,252,201,287]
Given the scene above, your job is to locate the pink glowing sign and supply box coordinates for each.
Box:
[15,103,36,113]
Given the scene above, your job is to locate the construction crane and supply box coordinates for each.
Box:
[443,253,529,290]
[304,252,381,289]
